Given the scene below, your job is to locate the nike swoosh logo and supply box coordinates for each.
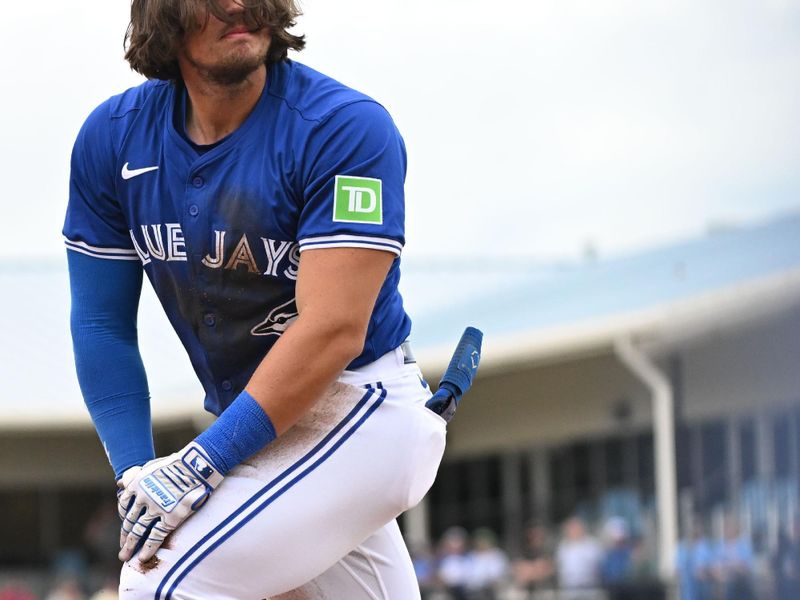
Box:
[121,162,159,180]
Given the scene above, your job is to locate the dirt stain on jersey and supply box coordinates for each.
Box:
[139,555,161,573]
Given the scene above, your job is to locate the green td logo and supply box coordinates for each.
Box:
[333,175,383,225]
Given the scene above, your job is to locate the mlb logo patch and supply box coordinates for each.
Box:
[190,455,214,480]
[333,176,383,225]
[184,447,217,481]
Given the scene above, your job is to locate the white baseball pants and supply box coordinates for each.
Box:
[119,347,446,599]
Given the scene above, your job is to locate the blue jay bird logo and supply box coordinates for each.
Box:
[250,297,299,337]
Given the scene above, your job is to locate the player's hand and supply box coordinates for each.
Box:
[116,442,223,562]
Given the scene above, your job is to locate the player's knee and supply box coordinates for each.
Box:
[118,560,162,600]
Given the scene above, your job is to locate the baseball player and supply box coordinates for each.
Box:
[63,1,466,598]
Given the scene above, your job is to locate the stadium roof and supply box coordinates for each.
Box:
[413,212,800,372]
[2,212,799,429]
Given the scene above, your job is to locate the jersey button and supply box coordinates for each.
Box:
[221,380,233,392]
[192,176,205,188]
[203,313,216,327]
[188,204,199,217]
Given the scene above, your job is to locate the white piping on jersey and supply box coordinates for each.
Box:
[298,234,402,256]
[66,233,403,261]
[64,237,140,261]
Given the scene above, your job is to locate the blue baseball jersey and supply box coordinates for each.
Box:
[63,60,412,416]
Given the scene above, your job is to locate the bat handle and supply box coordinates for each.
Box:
[426,327,483,422]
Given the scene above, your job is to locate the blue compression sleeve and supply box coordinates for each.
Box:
[195,390,276,475]
[67,251,155,479]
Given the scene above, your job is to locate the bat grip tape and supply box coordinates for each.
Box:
[438,327,483,399]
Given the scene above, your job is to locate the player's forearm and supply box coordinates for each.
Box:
[245,309,366,435]
[194,248,390,475]
[193,312,365,475]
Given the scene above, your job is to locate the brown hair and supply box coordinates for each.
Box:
[125,0,305,81]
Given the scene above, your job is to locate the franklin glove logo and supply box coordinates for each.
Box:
[140,475,177,509]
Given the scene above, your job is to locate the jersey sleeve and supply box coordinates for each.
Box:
[62,101,139,261]
[297,101,407,257]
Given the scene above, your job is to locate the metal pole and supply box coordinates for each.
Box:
[614,337,678,582]
[530,448,552,526]
[403,496,430,548]
[501,453,524,557]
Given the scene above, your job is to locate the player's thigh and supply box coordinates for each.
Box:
[119,381,444,599]
[273,520,419,600]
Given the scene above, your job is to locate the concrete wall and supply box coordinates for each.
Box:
[0,425,197,487]
[681,306,800,421]
[435,305,800,459]
[0,432,111,487]
[2,306,797,483]
[438,354,652,458]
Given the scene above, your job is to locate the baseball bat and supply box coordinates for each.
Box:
[425,326,483,422]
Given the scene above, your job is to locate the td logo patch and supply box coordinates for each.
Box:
[333,176,383,225]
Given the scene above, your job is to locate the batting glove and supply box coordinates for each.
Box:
[116,442,223,562]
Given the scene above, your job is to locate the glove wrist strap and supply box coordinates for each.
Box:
[181,442,225,489]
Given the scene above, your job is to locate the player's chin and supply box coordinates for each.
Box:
[206,54,266,85]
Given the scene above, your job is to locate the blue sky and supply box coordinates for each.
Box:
[1,0,798,262]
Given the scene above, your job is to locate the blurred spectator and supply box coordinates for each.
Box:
[676,521,715,600]
[83,502,121,577]
[715,520,755,600]
[512,520,555,593]
[437,527,470,600]
[628,535,656,582]
[410,541,437,600]
[775,516,800,600]
[44,577,85,600]
[465,528,509,599]
[600,517,633,586]
[555,517,603,596]
[0,582,38,600]
[87,580,118,600]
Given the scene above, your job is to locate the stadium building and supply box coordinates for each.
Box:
[1,213,799,593]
